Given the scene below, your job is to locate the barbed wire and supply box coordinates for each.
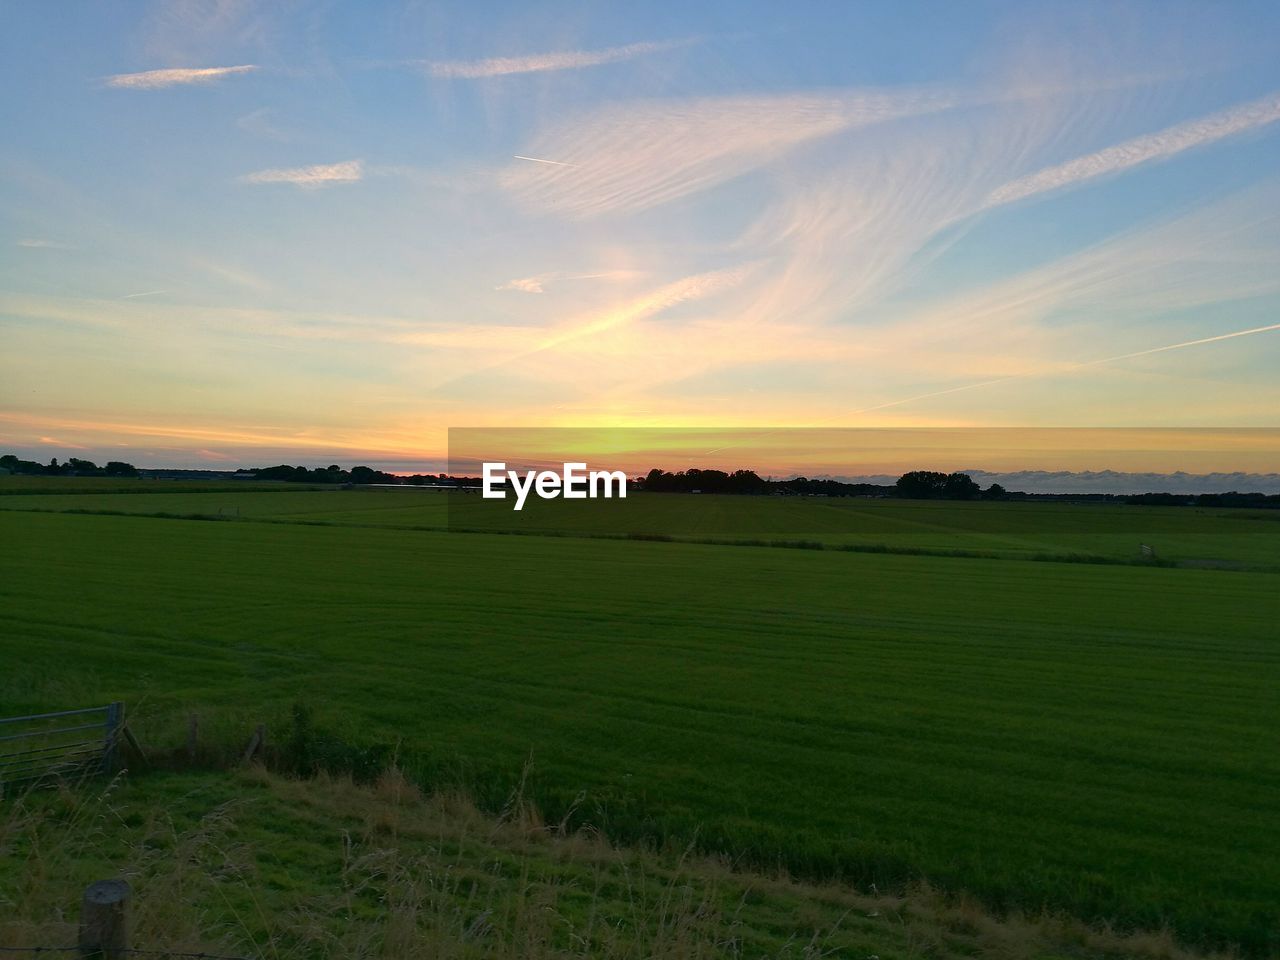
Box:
[0,946,254,959]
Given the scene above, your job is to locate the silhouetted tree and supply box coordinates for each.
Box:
[68,458,101,475]
[895,471,949,499]
[349,465,398,484]
[894,471,980,500]
[944,473,981,500]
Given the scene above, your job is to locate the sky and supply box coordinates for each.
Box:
[2,1,1280,474]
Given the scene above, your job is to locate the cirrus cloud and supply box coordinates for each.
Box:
[501,89,962,219]
[240,160,364,189]
[104,65,258,89]
[498,276,550,294]
[497,270,641,294]
[425,39,691,79]
[987,90,1280,207]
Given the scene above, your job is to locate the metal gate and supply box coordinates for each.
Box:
[0,703,123,792]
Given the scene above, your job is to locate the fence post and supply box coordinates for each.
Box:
[121,724,148,768]
[78,878,131,959]
[101,702,123,774]
[241,723,266,765]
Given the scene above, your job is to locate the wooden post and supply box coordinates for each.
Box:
[241,723,266,764]
[78,878,130,959]
[187,713,199,762]
[101,702,123,774]
[121,724,148,767]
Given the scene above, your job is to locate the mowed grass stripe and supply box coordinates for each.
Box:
[2,510,1278,950]
[4,483,1279,569]
[7,514,1269,762]
[3,603,1259,789]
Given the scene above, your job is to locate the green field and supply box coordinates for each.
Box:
[2,482,1278,953]
[2,767,1236,960]
[3,478,1278,568]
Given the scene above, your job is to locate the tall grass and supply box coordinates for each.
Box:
[0,764,1242,960]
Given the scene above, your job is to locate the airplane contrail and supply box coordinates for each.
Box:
[121,289,167,299]
[846,320,1280,417]
[513,155,575,167]
[1076,321,1280,367]
[701,320,1280,455]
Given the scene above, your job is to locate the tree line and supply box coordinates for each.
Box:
[252,464,484,486]
[636,467,1279,506]
[1,455,139,477]
[638,468,1000,500]
[4,454,1276,506]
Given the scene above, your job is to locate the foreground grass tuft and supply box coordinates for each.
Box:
[0,768,1243,960]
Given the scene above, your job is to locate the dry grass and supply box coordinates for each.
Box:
[0,768,1249,960]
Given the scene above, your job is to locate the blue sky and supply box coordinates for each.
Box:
[2,1,1279,470]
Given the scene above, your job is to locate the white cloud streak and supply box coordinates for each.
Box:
[240,160,364,188]
[502,89,962,218]
[426,39,690,79]
[104,65,258,89]
[17,238,72,249]
[497,270,641,294]
[987,91,1280,207]
[538,266,749,351]
[703,96,1078,336]
[498,276,549,294]
[433,266,750,393]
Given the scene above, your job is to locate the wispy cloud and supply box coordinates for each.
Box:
[987,90,1280,207]
[38,435,88,449]
[237,107,291,141]
[535,266,749,352]
[0,292,531,352]
[434,266,750,393]
[140,0,272,66]
[497,269,641,294]
[5,412,397,455]
[566,270,644,282]
[498,276,550,294]
[502,89,961,218]
[240,160,364,188]
[104,65,258,89]
[17,238,72,249]
[701,97,1075,335]
[425,39,690,79]
[813,181,1280,411]
[590,173,1280,425]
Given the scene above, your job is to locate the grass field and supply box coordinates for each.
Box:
[1,768,1240,960]
[3,478,1279,568]
[2,482,1278,953]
